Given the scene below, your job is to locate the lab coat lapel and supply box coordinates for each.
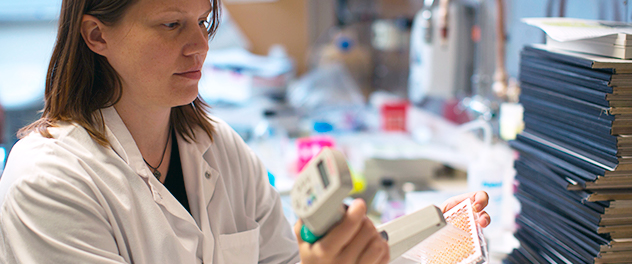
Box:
[179,134,218,225]
[179,126,218,264]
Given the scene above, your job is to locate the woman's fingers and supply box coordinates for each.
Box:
[294,219,319,260]
[336,217,378,263]
[378,250,390,264]
[440,191,489,213]
[472,191,489,213]
[355,233,389,264]
[440,192,471,212]
[316,199,367,255]
[476,210,491,228]
[295,198,392,264]
[294,219,303,242]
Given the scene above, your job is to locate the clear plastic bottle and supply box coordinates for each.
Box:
[249,109,290,187]
[380,178,406,223]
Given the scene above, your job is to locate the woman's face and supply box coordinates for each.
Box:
[103,0,211,110]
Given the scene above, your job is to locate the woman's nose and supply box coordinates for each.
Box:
[183,24,209,57]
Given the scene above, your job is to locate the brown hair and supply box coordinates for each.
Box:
[19,0,221,145]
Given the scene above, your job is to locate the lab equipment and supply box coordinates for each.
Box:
[291,147,449,262]
[287,63,366,133]
[291,147,353,243]
[199,47,294,104]
[287,63,364,112]
[408,0,474,103]
[376,204,446,262]
[402,199,487,264]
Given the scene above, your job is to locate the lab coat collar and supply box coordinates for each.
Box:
[101,107,150,179]
[100,106,214,178]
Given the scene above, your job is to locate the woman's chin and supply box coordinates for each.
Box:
[171,86,199,106]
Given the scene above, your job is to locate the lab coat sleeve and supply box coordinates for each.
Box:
[225,127,300,264]
[0,173,128,264]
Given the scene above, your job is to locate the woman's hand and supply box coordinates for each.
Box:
[440,191,491,228]
[294,199,389,264]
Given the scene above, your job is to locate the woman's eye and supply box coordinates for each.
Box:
[199,20,210,28]
[163,22,180,29]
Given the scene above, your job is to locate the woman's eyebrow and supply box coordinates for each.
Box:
[154,7,212,17]
[158,7,186,14]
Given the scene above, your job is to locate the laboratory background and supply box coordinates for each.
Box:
[1,0,632,263]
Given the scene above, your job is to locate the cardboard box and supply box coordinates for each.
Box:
[225,0,335,75]
[377,0,424,19]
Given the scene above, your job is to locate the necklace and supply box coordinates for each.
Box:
[143,130,171,180]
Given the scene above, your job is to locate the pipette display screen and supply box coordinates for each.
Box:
[317,161,330,189]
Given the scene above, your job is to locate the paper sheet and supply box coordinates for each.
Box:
[522,17,632,42]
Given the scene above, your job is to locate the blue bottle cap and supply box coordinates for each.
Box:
[313,121,334,133]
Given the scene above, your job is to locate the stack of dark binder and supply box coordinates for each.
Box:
[504,44,632,264]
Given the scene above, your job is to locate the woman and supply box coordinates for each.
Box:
[0,0,491,263]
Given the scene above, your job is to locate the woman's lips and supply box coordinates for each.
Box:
[175,70,202,80]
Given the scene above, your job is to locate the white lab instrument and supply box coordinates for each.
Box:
[291,147,353,242]
[290,147,447,262]
[377,205,446,262]
[409,0,475,103]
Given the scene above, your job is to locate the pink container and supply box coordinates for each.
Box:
[296,136,336,173]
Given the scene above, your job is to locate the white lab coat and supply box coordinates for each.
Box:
[0,107,300,264]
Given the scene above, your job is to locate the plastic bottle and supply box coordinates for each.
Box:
[460,119,503,232]
[250,109,290,187]
[380,178,406,223]
[252,110,278,140]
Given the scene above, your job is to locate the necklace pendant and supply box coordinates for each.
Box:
[153,170,161,180]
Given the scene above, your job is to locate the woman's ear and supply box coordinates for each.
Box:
[81,15,108,56]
